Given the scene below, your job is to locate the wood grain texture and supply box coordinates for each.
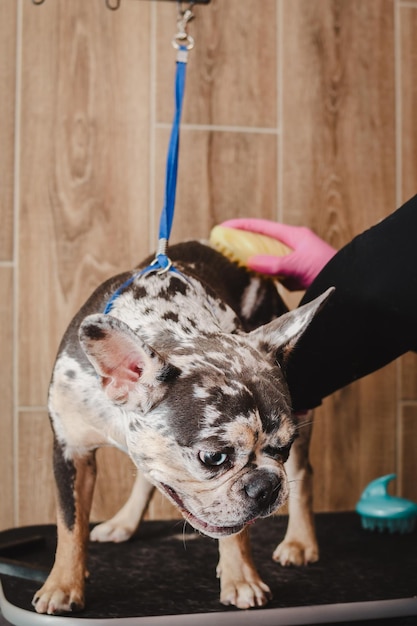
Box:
[282,0,398,511]
[91,449,136,522]
[18,0,152,407]
[0,269,14,531]
[356,368,397,492]
[0,0,16,262]
[281,0,396,239]
[399,404,417,501]
[18,410,55,526]
[401,352,417,401]
[156,0,278,127]
[154,128,278,244]
[311,365,397,512]
[399,5,417,202]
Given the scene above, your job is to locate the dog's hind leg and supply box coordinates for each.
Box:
[217,528,272,609]
[90,472,155,543]
[33,439,97,614]
[273,410,319,566]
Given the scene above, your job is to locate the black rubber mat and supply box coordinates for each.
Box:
[0,513,416,624]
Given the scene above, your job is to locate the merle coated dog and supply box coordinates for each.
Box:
[33,241,331,614]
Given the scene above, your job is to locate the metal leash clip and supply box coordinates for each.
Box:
[172,1,195,55]
[152,238,174,275]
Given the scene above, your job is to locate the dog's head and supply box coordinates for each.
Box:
[79,288,332,538]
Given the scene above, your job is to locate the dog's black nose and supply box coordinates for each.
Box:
[244,471,280,507]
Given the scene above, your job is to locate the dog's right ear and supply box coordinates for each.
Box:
[247,287,334,368]
[79,314,179,410]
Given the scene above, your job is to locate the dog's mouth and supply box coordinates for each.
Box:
[160,483,249,538]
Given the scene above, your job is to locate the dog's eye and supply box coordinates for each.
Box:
[198,451,229,467]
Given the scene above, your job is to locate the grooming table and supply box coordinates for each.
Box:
[0,513,416,625]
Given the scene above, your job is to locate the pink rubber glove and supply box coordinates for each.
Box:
[221,218,337,290]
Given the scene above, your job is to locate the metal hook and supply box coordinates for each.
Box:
[32,0,46,5]
[176,1,195,30]
[105,0,121,10]
[172,2,195,51]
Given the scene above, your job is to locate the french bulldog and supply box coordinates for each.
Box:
[33,241,331,614]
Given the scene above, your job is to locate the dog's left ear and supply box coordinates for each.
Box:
[79,313,179,410]
[247,287,334,367]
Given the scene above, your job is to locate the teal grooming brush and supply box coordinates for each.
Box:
[356,474,417,534]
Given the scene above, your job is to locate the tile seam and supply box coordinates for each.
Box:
[155,122,279,134]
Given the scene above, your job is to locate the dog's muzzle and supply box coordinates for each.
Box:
[158,469,284,539]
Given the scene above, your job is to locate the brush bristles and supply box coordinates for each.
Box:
[360,515,417,534]
[209,225,291,271]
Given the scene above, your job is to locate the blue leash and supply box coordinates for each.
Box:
[104,11,194,315]
[140,44,188,276]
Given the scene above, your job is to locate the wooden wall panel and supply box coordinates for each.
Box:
[0,0,16,531]
[18,0,152,407]
[91,449,136,522]
[281,0,398,510]
[18,410,55,526]
[281,0,396,236]
[0,269,14,530]
[357,369,397,490]
[401,352,417,401]
[311,367,397,512]
[156,0,278,128]
[310,392,358,511]
[399,4,417,202]
[399,405,417,501]
[0,0,16,262]
[154,128,279,244]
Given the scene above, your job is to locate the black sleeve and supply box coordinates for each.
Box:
[286,195,417,412]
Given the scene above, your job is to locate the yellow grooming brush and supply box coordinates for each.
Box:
[209,225,292,272]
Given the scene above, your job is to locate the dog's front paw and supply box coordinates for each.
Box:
[32,583,84,615]
[219,569,272,609]
[90,520,134,543]
[273,538,319,566]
